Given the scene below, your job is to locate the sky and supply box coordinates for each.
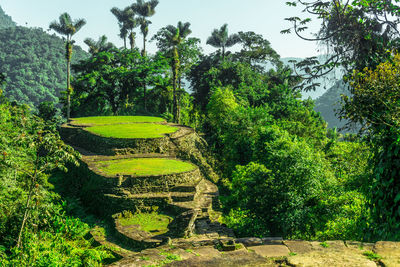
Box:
[0,0,322,58]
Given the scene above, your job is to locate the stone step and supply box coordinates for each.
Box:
[106,191,198,202]
[171,192,198,202]
[170,184,198,193]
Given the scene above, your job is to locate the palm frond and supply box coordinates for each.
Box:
[225,33,240,48]
[73,19,86,34]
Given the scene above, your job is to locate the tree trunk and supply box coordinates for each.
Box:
[142,35,146,56]
[66,41,72,120]
[172,47,180,123]
[17,153,39,248]
[124,37,127,49]
[222,46,225,61]
[143,83,147,111]
[129,32,135,50]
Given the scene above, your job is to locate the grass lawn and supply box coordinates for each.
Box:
[119,212,173,234]
[94,158,196,176]
[70,116,165,126]
[86,123,178,138]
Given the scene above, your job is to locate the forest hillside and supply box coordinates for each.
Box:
[0,6,15,29]
[0,12,87,108]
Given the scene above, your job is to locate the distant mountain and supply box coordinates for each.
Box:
[0,6,16,29]
[314,80,353,131]
[280,56,344,100]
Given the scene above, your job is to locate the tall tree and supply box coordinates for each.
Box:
[111,6,137,50]
[206,23,240,60]
[283,0,400,90]
[131,0,159,56]
[49,13,86,120]
[84,35,115,55]
[154,21,192,123]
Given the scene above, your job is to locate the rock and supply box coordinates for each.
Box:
[235,237,262,247]
[374,241,400,267]
[284,240,312,254]
[218,239,236,251]
[194,247,222,258]
[168,210,199,238]
[261,237,283,245]
[345,241,375,251]
[251,244,290,257]
[326,240,347,250]
[165,249,269,267]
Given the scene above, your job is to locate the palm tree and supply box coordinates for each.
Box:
[49,13,86,120]
[155,21,192,123]
[84,35,115,55]
[131,0,159,56]
[206,23,240,60]
[111,6,137,50]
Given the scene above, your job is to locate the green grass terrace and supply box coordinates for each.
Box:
[93,158,196,176]
[70,116,165,126]
[85,123,178,139]
[118,212,173,235]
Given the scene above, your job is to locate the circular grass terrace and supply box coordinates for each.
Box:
[118,211,173,236]
[85,123,178,139]
[70,116,165,126]
[93,158,196,176]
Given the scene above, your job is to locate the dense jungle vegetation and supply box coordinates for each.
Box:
[1,0,400,265]
[0,12,87,108]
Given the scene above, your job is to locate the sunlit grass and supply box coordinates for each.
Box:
[118,212,173,234]
[70,116,165,126]
[94,158,196,176]
[86,123,178,138]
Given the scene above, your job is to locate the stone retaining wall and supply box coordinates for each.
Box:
[60,124,178,155]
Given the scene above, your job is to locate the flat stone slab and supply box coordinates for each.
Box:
[194,247,221,258]
[374,241,400,267]
[262,237,283,245]
[345,241,375,251]
[284,240,313,254]
[287,249,377,267]
[251,244,290,258]
[236,237,262,247]
[166,249,271,267]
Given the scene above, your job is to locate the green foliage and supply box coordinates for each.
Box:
[153,21,197,123]
[223,126,335,237]
[37,101,58,122]
[0,97,113,265]
[71,49,169,116]
[343,53,400,130]
[0,26,87,108]
[206,24,239,60]
[363,251,382,261]
[283,0,400,92]
[206,87,238,129]
[342,54,400,240]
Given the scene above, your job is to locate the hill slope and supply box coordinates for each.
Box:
[314,80,350,130]
[0,6,15,29]
[280,56,344,100]
[0,26,88,107]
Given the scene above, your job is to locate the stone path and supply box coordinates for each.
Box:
[108,239,400,267]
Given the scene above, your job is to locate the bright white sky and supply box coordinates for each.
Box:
[1,0,322,58]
